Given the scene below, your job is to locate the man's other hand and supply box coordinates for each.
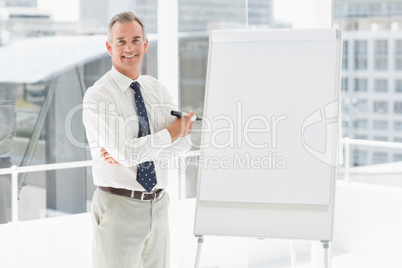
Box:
[100,148,119,165]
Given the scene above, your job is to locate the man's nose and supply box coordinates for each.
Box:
[125,42,135,51]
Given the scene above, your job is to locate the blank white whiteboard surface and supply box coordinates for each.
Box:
[194,28,341,240]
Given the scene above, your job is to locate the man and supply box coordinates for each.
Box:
[83,11,193,268]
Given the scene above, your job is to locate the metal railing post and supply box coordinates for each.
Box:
[11,165,19,223]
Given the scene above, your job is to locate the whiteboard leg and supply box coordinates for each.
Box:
[289,241,297,268]
[194,235,204,268]
[321,240,331,268]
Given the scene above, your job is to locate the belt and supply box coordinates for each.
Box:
[99,186,164,201]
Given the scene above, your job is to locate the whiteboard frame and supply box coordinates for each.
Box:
[194,28,342,241]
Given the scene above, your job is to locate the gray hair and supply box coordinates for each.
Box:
[107,11,147,42]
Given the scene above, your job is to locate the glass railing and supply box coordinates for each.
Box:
[2,138,402,224]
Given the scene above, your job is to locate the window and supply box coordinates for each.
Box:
[375,59,388,70]
[373,101,388,114]
[395,40,402,55]
[395,40,402,70]
[394,154,402,162]
[354,58,367,70]
[395,79,402,92]
[353,149,367,166]
[354,134,367,140]
[394,101,402,114]
[395,58,402,70]
[373,120,388,130]
[354,40,367,70]
[354,78,367,92]
[374,79,388,92]
[394,121,402,131]
[356,99,368,112]
[342,40,348,70]
[341,78,348,92]
[375,40,388,55]
[350,4,368,17]
[374,40,388,70]
[373,152,388,164]
[373,136,388,141]
[369,3,381,16]
[389,2,402,15]
[354,41,367,54]
[353,119,368,129]
[1,0,161,221]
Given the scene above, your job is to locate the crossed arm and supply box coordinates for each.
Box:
[100,111,195,165]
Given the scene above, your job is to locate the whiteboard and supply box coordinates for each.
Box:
[194,28,341,240]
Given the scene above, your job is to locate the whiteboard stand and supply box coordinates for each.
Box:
[321,240,331,268]
[193,236,331,268]
[194,235,204,268]
[289,241,296,268]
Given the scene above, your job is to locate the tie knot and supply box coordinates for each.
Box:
[130,81,140,92]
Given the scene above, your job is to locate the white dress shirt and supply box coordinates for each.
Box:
[83,67,191,191]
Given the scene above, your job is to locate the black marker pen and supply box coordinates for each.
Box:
[171,110,202,121]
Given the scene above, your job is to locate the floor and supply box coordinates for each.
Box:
[2,169,402,268]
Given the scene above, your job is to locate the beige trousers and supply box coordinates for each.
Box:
[92,188,170,268]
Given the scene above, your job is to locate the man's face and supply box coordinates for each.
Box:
[106,21,148,80]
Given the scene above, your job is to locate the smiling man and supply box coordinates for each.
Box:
[82,11,194,268]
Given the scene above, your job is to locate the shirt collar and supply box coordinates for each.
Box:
[110,66,143,93]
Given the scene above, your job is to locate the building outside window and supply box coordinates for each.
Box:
[335,0,402,166]
[342,40,348,70]
[394,154,402,161]
[341,77,348,92]
[354,40,368,70]
[374,79,388,92]
[394,101,402,114]
[373,151,388,164]
[373,100,388,114]
[373,120,388,130]
[356,99,368,112]
[373,136,388,141]
[353,119,368,129]
[394,121,402,132]
[354,78,367,92]
[353,149,367,166]
[395,40,402,70]
[395,79,402,92]
[374,40,388,70]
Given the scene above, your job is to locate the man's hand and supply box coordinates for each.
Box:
[100,148,119,165]
[166,110,194,142]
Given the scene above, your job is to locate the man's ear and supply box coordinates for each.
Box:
[106,40,112,56]
[143,39,149,54]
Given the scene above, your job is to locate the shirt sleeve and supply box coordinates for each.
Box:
[83,90,173,168]
[158,82,192,154]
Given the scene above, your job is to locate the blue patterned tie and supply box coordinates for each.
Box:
[130,81,157,192]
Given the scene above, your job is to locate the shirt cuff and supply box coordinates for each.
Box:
[154,128,172,147]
